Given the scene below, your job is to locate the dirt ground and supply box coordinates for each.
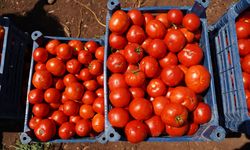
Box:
[1,0,249,149]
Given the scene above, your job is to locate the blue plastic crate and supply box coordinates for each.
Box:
[20,31,105,144]
[0,17,31,120]
[102,0,225,143]
[209,0,250,133]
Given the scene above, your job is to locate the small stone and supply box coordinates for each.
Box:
[47,0,56,5]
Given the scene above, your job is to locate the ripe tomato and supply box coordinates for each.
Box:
[161,65,184,87]
[79,104,95,119]
[247,98,250,111]
[97,74,104,86]
[35,63,47,71]
[78,50,93,65]
[129,98,153,120]
[178,64,188,74]
[92,114,104,133]
[152,96,170,116]
[92,97,104,114]
[147,39,167,59]
[145,115,165,137]
[56,43,73,60]
[79,68,93,81]
[167,9,183,25]
[29,116,42,129]
[129,87,145,99]
[44,88,61,103]
[65,82,84,100]
[28,89,44,104]
[242,54,250,73]
[83,80,98,91]
[125,64,139,74]
[125,120,148,143]
[109,10,130,34]
[126,25,146,44]
[178,43,203,67]
[243,72,250,89]
[107,53,127,73]
[147,79,167,97]
[75,119,92,137]
[124,43,144,64]
[108,107,130,128]
[96,88,104,98]
[84,41,99,53]
[141,38,152,53]
[46,58,66,76]
[63,74,78,86]
[238,11,250,23]
[192,102,212,124]
[170,86,198,111]
[165,123,189,137]
[63,100,80,116]
[46,39,60,55]
[0,26,4,40]
[68,40,84,54]
[182,13,200,32]
[185,65,211,93]
[59,122,75,139]
[236,21,250,39]
[95,46,104,61]
[66,59,82,74]
[125,70,145,87]
[110,88,131,107]
[89,60,103,76]
[61,92,69,104]
[108,73,128,90]
[164,29,186,53]
[245,89,250,99]
[49,103,61,110]
[53,78,65,90]
[109,33,128,49]
[180,28,195,43]
[187,122,199,135]
[33,47,48,63]
[143,13,154,25]
[139,56,159,78]
[32,103,50,118]
[156,13,170,28]
[161,103,188,127]
[127,9,144,26]
[82,90,96,105]
[69,116,82,124]
[159,52,178,68]
[166,87,174,99]
[238,39,250,56]
[51,110,68,125]
[34,119,56,142]
[146,20,166,39]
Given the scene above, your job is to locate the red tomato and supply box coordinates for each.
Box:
[49,103,61,110]
[242,54,250,74]
[182,13,200,32]
[124,43,144,64]
[75,119,92,137]
[161,103,188,127]
[97,74,104,86]
[66,59,82,74]
[46,58,66,76]
[44,88,61,103]
[0,26,4,40]
[59,105,64,111]
[109,10,130,34]
[238,11,250,23]
[107,53,127,73]
[56,43,73,60]
[247,98,250,111]
[108,73,128,90]
[152,96,170,116]
[246,90,250,99]
[145,115,165,137]
[65,82,84,100]
[159,52,178,68]
[192,102,212,124]
[185,65,211,93]
[147,78,167,97]
[161,65,184,87]
[129,87,145,99]
[63,74,78,86]
[110,88,131,107]
[140,56,159,78]
[243,72,250,89]
[129,98,153,120]
[53,78,65,90]
[89,60,103,76]
[178,64,188,74]
[78,50,93,65]
[164,29,186,53]
[29,116,42,129]
[166,87,174,99]
[125,120,148,143]
[63,100,80,116]
[109,33,128,50]
[79,104,95,119]
[125,64,139,74]
[126,25,146,44]
[34,119,56,142]
[194,29,201,41]
[35,63,47,71]
[96,88,104,98]
[127,9,144,26]
[92,114,104,133]
[167,9,183,25]
[84,41,99,53]
[46,39,60,55]
[165,123,189,137]
[33,47,48,63]
[28,89,44,104]
[92,97,104,114]
[32,103,50,118]
[125,70,146,87]
[32,71,53,90]
[79,68,93,81]
[238,39,250,56]
[68,40,84,54]
[83,80,98,91]
[61,92,69,104]
[69,116,82,124]
[51,110,68,125]
[156,13,170,28]
[236,21,250,39]
[146,20,166,39]
[180,28,195,43]
[143,13,154,25]
[82,90,96,105]
[147,39,167,59]
[141,38,152,53]
[108,107,130,128]
[187,122,199,135]
[59,122,75,139]
[95,46,104,61]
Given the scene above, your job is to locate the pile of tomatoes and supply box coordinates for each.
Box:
[28,39,104,141]
[107,9,212,143]
[236,11,250,114]
[0,26,4,63]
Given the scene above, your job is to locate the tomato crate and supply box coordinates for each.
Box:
[102,0,225,143]
[0,17,31,120]
[209,0,250,134]
[20,31,105,144]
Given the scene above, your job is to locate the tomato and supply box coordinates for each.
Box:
[53,78,65,90]
[82,90,96,105]
[145,115,165,137]
[59,105,64,111]
[92,97,104,114]
[95,46,104,61]
[89,60,103,76]
[34,119,56,142]
[109,10,130,34]
[124,43,144,64]
[166,87,174,99]
[63,100,80,116]
[66,59,82,74]
[156,13,170,28]
[247,98,250,111]
[79,104,95,119]
[61,92,69,104]
[65,82,84,100]
[84,41,99,53]
[108,73,128,90]
[75,119,92,137]
[236,21,250,39]
[35,63,47,71]
[109,33,128,49]
[147,78,167,97]
[159,52,178,68]
[29,116,42,129]
[69,116,82,124]
[0,26,4,40]
[125,120,148,143]
[78,68,93,81]
[146,20,166,39]
[110,88,131,107]
[242,54,250,74]
[127,9,144,26]
[161,103,188,127]
[165,123,189,137]
[63,74,78,86]
[125,70,145,87]
[78,50,93,65]
[143,13,154,25]
[96,74,104,86]
[164,29,186,53]
[46,58,66,76]
[167,9,183,25]
[129,87,145,99]
[28,89,44,104]
[187,122,199,135]
[107,53,127,73]
[83,80,98,91]
[161,65,184,87]
[139,56,159,78]
[129,98,153,120]
[192,102,212,124]
[180,28,195,43]
[238,11,250,23]
[96,88,104,98]
[32,103,50,118]
[178,64,188,74]
[44,88,61,103]
[141,38,152,53]
[243,72,250,89]
[152,96,170,116]
[46,39,60,55]
[68,40,84,54]
[126,25,146,44]
[238,39,250,57]
[56,43,73,60]
[147,39,167,59]
[92,114,104,133]
[194,29,201,41]
[182,13,200,32]
[246,90,250,99]
[49,103,61,110]
[33,47,48,63]
[51,110,68,125]
[170,86,198,111]
[125,64,139,74]
[58,122,75,139]
[108,107,130,128]
[185,65,211,93]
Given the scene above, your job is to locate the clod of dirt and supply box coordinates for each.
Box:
[47,0,56,5]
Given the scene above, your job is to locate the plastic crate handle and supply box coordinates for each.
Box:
[191,0,210,17]
[234,0,250,14]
